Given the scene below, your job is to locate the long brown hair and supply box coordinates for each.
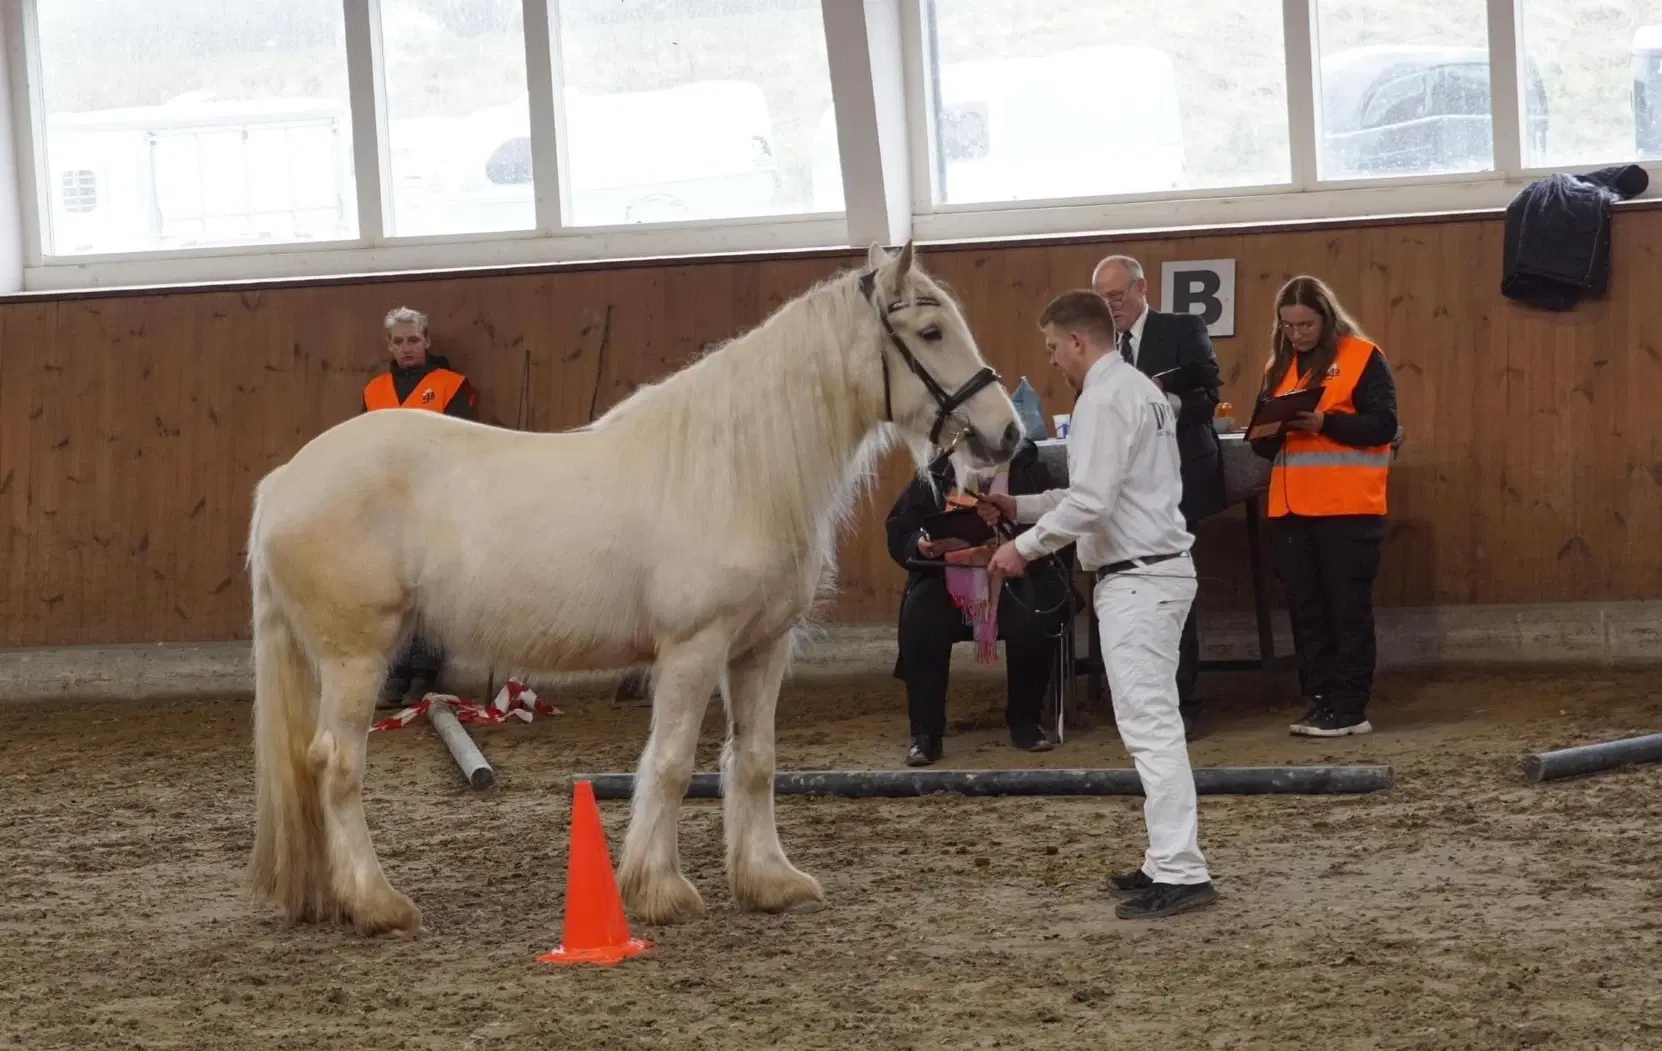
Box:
[1261,276,1371,396]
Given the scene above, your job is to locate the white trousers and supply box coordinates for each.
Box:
[1094,557,1210,886]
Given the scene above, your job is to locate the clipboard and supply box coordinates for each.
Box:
[1245,385,1325,440]
[1149,361,1212,395]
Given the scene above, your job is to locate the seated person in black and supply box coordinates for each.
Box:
[885,438,1072,766]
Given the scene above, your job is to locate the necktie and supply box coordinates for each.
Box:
[1119,330,1133,364]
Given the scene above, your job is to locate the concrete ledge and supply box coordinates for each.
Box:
[3,600,1661,705]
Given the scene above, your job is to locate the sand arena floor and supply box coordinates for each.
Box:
[2,665,1660,1050]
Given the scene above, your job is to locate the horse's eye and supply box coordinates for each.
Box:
[918,325,942,342]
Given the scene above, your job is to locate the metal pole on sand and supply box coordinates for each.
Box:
[428,697,496,790]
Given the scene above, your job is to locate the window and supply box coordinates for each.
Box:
[550,0,838,227]
[380,0,536,237]
[32,0,356,256]
[1521,0,1652,168]
[1312,0,1493,180]
[920,0,1291,206]
[60,170,98,214]
[22,0,1662,288]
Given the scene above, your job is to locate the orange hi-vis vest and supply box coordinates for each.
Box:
[1266,334,1391,518]
[363,368,467,413]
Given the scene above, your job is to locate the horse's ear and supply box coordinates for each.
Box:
[866,242,891,271]
[896,239,915,275]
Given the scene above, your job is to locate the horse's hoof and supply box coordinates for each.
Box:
[621,868,705,925]
[732,861,825,915]
[350,888,424,937]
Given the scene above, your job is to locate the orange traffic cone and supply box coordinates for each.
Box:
[538,779,652,966]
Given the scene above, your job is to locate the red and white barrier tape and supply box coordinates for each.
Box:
[369,679,562,733]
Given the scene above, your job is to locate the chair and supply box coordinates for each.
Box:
[1039,579,1092,745]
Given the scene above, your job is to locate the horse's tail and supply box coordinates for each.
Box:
[246,479,331,921]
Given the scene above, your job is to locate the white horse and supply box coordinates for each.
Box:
[245,242,1023,935]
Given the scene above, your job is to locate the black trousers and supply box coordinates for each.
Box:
[1176,528,1201,720]
[1271,514,1385,718]
[896,573,1065,737]
[387,632,444,687]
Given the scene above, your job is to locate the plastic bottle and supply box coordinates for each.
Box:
[1010,376,1048,440]
[1215,401,1235,433]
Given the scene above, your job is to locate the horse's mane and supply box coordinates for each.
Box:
[590,264,920,559]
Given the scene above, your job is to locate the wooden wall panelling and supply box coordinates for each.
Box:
[165,293,234,639]
[1597,250,1630,603]
[418,275,511,429]
[104,296,188,641]
[2,303,44,641]
[0,304,8,635]
[30,301,74,640]
[10,210,1662,646]
[1520,280,1577,602]
[552,274,615,431]
[1360,221,1434,610]
[186,292,243,638]
[1425,219,1484,607]
[0,302,52,645]
[1557,282,1600,601]
[1613,234,1662,599]
[1481,223,1529,606]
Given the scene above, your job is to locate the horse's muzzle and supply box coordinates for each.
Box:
[964,421,1024,465]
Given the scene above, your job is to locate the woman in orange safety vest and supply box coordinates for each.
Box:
[362,306,478,707]
[1249,276,1398,739]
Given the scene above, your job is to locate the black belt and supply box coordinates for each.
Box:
[1095,551,1187,579]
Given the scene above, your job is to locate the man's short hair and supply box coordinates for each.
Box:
[1039,289,1118,346]
[383,305,428,333]
[1091,254,1144,284]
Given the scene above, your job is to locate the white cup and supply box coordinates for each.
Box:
[1053,414,1072,440]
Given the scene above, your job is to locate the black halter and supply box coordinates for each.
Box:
[859,269,1000,448]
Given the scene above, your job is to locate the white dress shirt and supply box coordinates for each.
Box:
[1012,353,1194,571]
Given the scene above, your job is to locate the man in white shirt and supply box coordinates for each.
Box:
[984,289,1217,921]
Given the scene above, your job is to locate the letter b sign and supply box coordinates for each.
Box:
[1160,259,1235,337]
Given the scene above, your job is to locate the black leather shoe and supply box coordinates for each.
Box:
[1010,725,1055,752]
[1115,880,1219,920]
[905,735,942,767]
[1294,709,1372,737]
[1100,869,1154,898]
[1289,695,1325,733]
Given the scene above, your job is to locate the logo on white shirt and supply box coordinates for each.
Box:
[1149,399,1175,436]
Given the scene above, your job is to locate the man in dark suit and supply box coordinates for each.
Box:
[1091,255,1227,738]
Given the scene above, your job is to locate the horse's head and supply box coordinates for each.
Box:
[858,241,1023,470]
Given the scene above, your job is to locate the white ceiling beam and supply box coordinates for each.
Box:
[1486,0,1525,174]
[1282,0,1319,188]
[521,0,565,233]
[822,0,911,247]
[341,0,390,242]
[0,4,32,290]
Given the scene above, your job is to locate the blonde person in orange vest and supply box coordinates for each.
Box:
[362,306,479,419]
[1249,276,1398,738]
[363,306,478,706]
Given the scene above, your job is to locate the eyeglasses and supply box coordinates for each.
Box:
[1278,319,1321,333]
